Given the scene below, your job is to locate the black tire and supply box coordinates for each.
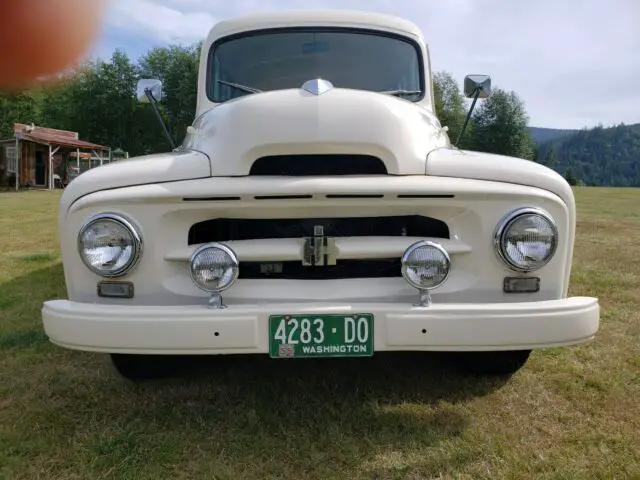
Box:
[110,353,178,381]
[455,350,532,375]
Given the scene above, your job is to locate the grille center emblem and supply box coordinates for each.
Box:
[302,225,337,266]
[301,78,334,96]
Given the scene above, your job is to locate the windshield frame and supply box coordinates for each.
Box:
[205,26,426,104]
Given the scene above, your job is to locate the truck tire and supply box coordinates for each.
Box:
[455,350,532,375]
[110,353,177,381]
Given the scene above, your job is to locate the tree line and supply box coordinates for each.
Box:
[534,123,640,187]
[0,43,541,164]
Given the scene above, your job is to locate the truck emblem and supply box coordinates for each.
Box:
[301,78,334,96]
[302,225,338,266]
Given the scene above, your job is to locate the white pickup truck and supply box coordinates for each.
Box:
[41,10,599,380]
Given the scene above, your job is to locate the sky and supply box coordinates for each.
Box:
[91,0,640,129]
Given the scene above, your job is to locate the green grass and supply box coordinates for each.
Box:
[0,187,639,479]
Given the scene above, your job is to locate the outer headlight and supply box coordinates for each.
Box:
[77,213,142,277]
[189,243,239,293]
[494,207,558,273]
[401,240,451,291]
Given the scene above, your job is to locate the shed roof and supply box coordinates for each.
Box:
[13,123,109,151]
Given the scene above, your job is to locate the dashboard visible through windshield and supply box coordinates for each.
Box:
[207,28,424,103]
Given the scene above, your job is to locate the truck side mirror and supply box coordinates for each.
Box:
[463,74,491,99]
[136,79,165,103]
[454,74,492,147]
[135,79,175,150]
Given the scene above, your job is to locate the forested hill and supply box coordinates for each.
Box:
[533,123,640,187]
[527,127,579,144]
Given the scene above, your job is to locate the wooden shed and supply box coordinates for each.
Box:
[0,124,112,190]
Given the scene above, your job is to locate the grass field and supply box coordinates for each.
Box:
[0,188,638,479]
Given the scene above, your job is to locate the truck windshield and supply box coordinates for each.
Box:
[207,28,423,103]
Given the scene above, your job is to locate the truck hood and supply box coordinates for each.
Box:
[60,89,573,213]
[60,150,211,212]
[182,87,449,175]
[426,147,575,210]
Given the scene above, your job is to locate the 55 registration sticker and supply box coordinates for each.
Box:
[268,314,374,358]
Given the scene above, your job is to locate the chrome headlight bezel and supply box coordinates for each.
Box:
[188,242,240,293]
[77,212,143,278]
[494,207,559,273]
[401,240,451,291]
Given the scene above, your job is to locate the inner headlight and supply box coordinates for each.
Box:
[401,240,451,290]
[77,213,142,277]
[189,243,239,293]
[494,207,558,272]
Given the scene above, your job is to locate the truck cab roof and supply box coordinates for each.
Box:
[204,10,424,43]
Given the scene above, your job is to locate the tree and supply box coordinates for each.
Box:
[137,43,201,150]
[542,145,558,170]
[88,50,141,152]
[468,88,535,160]
[38,51,143,154]
[564,167,580,186]
[0,91,43,138]
[432,71,469,146]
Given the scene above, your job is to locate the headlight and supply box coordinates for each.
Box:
[189,243,239,293]
[401,240,451,291]
[494,207,558,272]
[77,213,142,277]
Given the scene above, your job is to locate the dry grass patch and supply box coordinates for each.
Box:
[0,188,638,479]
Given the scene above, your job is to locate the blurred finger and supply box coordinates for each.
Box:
[0,0,105,90]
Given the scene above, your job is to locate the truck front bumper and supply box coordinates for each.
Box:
[41,297,600,355]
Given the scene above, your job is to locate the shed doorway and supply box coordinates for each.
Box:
[35,151,46,186]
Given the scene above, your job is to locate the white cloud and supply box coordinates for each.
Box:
[107,0,216,43]
[102,0,640,128]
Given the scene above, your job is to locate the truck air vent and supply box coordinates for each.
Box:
[248,154,388,176]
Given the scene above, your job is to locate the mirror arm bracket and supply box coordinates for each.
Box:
[454,87,481,147]
[144,88,176,150]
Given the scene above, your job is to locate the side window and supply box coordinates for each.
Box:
[5,146,17,173]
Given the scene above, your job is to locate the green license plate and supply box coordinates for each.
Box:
[269,314,374,358]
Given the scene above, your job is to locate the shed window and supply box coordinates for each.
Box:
[5,146,17,173]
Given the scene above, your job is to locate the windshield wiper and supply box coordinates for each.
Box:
[379,89,422,97]
[217,79,262,94]
[217,81,419,97]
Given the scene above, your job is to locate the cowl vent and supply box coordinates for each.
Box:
[248,154,388,176]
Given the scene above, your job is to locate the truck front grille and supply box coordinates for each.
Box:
[187,215,448,280]
[239,259,400,280]
[188,215,449,244]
